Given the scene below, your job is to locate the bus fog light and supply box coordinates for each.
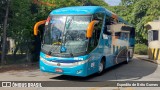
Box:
[76,70,82,74]
[41,66,45,70]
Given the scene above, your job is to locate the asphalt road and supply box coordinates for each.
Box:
[0,57,160,90]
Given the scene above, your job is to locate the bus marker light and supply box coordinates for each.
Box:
[46,54,51,58]
[57,63,61,66]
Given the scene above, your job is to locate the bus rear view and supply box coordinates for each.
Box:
[34,6,135,77]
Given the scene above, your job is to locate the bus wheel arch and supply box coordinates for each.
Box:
[97,56,106,75]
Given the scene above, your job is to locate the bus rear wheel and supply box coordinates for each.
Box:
[125,52,130,64]
[97,59,105,75]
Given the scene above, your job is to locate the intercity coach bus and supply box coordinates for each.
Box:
[34,6,135,77]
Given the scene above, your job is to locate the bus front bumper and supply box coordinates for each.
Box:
[39,58,88,77]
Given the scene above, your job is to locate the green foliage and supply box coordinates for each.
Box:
[89,0,108,7]
[7,0,35,54]
[37,0,83,19]
[134,44,148,55]
[121,0,138,6]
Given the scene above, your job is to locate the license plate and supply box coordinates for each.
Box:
[55,68,63,72]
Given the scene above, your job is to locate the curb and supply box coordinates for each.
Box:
[134,54,160,65]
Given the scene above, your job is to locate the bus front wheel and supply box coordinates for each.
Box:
[97,59,105,75]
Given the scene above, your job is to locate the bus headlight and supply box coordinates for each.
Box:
[74,59,89,65]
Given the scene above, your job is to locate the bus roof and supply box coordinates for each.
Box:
[50,6,129,25]
[50,6,110,15]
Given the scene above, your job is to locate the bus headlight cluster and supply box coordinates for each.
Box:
[74,59,89,65]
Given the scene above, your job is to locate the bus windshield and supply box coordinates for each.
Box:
[42,15,91,57]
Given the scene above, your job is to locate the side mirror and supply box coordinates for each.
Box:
[34,20,46,36]
[86,20,99,38]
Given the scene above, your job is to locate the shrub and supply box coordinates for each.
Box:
[134,44,148,55]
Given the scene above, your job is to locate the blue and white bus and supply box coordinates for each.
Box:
[34,6,135,77]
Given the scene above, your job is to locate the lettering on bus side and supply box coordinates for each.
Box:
[74,57,83,60]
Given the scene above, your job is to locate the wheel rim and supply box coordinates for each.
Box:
[126,52,129,62]
[99,62,103,73]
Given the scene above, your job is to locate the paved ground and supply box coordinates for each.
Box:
[0,56,160,90]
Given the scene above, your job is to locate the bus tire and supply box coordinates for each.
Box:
[97,59,105,75]
[125,51,130,64]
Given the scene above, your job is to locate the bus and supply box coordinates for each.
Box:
[34,6,135,77]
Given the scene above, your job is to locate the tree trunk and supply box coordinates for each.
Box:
[1,0,10,65]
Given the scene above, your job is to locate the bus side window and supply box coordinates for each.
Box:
[88,13,104,52]
[114,32,120,39]
[103,16,114,39]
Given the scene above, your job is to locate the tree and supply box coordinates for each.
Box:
[0,0,7,35]
[121,0,138,6]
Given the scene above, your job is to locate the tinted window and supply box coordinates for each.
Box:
[103,15,115,35]
[153,30,158,40]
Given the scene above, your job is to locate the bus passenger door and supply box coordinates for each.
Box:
[102,28,113,67]
[102,15,116,67]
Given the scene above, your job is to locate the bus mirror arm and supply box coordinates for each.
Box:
[86,20,99,38]
[34,20,46,36]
